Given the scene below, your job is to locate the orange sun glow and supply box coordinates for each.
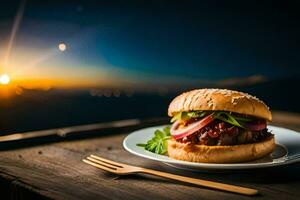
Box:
[0,74,10,85]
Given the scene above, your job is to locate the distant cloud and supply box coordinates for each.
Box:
[214,75,267,87]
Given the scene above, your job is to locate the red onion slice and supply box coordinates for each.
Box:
[244,120,267,131]
[170,114,214,140]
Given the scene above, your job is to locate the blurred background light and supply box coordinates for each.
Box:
[58,43,67,52]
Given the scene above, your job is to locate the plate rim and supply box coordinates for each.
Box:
[123,125,300,169]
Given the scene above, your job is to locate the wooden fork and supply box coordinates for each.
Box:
[82,155,258,196]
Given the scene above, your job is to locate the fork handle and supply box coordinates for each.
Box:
[140,168,258,196]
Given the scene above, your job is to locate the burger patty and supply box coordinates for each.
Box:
[178,120,272,146]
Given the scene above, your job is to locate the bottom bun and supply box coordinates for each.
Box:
[167,136,275,163]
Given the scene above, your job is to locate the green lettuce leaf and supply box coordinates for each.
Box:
[170,111,207,122]
[213,111,249,128]
[136,126,171,155]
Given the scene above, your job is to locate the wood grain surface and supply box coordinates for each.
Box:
[0,111,299,200]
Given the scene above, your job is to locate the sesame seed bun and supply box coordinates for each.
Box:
[167,136,275,163]
[168,89,272,121]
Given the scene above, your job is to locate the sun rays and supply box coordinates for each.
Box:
[2,0,26,70]
[0,0,130,92]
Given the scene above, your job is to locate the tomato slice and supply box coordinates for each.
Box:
[170,114,214,140]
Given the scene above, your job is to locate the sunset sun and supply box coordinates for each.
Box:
[0,74,10,85]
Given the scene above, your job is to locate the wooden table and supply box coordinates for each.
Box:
[0,111,299,200]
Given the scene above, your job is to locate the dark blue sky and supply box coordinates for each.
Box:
[0,0,299,88]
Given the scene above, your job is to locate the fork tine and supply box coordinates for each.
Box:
[90,154,124,168]
[82,159,116,173]
[87,157,118,169]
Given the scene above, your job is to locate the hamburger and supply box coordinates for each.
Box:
[167,89,275,163]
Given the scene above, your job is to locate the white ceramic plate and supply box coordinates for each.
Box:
[123,125,300,171]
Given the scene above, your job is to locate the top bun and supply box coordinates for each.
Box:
[168,89,272,121]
